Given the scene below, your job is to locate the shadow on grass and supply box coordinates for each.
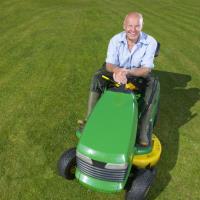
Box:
[149,70,200,199]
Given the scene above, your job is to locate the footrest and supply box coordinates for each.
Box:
[133,134,162,168]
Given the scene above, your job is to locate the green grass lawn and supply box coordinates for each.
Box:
[0,0,200,199]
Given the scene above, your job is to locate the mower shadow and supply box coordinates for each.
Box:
[148,70,200,199]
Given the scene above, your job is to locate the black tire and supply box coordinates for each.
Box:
[58,147,76,180]
[125,168,156,200]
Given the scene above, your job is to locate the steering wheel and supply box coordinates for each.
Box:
[102,75,138,91]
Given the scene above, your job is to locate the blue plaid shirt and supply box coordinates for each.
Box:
[105,31,157,69]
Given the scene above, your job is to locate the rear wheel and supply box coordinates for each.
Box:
[58,147,76,180]
[125,168,156,200]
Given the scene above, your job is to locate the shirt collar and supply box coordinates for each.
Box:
[138,32,148,45]
[119,32,127,43]
[120,31,148,45]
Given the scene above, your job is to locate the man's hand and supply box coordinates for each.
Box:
[113,68,128,84]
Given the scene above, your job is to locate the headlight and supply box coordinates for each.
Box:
[76,151,92,165]
[105,163,128,170]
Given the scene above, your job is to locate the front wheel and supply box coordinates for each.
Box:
[58,147,76,180]
[125,168,156,200]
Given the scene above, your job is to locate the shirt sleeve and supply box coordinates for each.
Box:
[141,38,157,68]
[105,38,119,66]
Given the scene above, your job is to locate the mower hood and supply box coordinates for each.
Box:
[77,91,138,164]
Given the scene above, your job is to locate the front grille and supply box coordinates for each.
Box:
[77,158,128,182]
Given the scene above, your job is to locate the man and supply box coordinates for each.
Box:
[78,12,158,146]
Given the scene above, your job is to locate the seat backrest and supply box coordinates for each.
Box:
[154,42,160,57]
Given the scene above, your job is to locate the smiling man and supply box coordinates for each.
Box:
[106,12,157,82]
[79,12,158,146]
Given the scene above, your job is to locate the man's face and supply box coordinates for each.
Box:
[123,15,143,42]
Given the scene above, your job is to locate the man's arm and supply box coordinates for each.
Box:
[126,67,151,77]
[106,63,151,80]
[106,63,123,73]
